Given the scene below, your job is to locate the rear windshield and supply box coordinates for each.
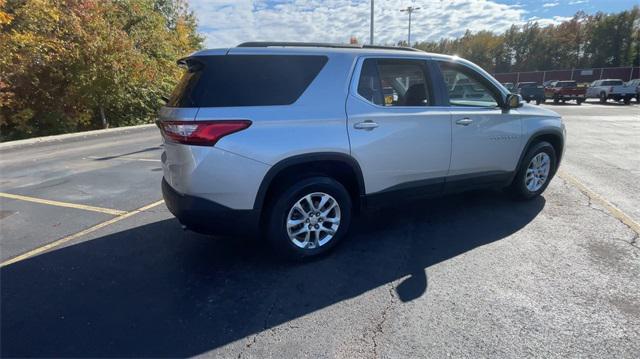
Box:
[557,81,577,87]
[601,80,623,86]
[168,55,328,107]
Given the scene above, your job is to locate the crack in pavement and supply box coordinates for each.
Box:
[237,299,278,359]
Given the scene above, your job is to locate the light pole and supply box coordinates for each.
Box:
[400,6,420,46]
[370,0,374,45]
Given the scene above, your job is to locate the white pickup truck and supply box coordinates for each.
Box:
[586,79,636,104]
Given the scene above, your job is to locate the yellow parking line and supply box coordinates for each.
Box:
[0,192,126,216]
[558,170,640,235]
[0,200,165,267]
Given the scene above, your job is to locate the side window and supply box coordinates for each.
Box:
[438,62,500,107]
[357,58,431,107]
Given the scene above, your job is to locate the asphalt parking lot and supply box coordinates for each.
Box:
[1,101,639,357]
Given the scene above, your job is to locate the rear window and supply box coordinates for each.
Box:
[168,55,328,107]
[601,80,623,86]
[557,81,577,88]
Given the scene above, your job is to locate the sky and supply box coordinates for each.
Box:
[187,0,637,48]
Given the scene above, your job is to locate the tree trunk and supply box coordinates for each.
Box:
[99,105,108,129]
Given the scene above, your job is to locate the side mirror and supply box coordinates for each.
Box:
[505,93,522,109]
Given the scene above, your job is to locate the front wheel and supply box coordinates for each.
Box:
[266,177,352,259]
[600,92,607,103]
[507,141,557,200]
[624,96,631,105]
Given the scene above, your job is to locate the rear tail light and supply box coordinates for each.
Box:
[157,120,251,146]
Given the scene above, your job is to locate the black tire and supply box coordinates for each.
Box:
[535,99,541,105]
[265,176,352,260]
[577,99,585,105]
[507,141,557,200]
[623,96,631,105]
[526,99,531,103]
[636,94,639,103]
[553,98,559,104]
[600,92,607,103]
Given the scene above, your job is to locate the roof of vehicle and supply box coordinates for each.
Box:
[598,79,623,82]
[188,41,454,60]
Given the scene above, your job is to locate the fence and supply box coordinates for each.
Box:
[493,66,640,85]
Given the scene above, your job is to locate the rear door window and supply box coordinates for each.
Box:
[168,55,328,107]
[357,58,431,107]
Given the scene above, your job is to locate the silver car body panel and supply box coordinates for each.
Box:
[159,47,563,210]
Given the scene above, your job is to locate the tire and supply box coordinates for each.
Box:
[265,176,352,260]
[623,96,631,105]
[553,98,559,104]
[526,99,531,103]
[577,99,585,105]
[535,99,541,105]
[600,92,607,103]
[507,141,557,200]
[636,94,639,103]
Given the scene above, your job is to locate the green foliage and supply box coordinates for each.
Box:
[412,6,640,73]
[0,0,202,141]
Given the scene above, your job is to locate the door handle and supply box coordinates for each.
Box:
[455,118,473,126]
[354,121,379,130]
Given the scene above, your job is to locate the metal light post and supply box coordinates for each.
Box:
[370,0,374,45]
[400,6,420,46]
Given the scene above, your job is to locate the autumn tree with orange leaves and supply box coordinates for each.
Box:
[0,0,202,141]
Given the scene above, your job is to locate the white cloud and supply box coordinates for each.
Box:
[542,2,560,8]
[187,0,562,48]
[569,0,588,5]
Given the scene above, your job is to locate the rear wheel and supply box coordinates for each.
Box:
[623,96,631,105]
[577,98,585,105]
[265,177,352,259]
[600,92,607,103]
[507,141,556,200]
[535,98,542,105]
[553,98,559,104]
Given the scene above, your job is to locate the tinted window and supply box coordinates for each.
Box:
[601,80,623,86]
[168,55,328,107]
[557,81,577,88]
[438,62,500,107]
[357,58,431,107]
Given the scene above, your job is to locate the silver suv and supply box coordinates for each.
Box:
[158,42,566,259]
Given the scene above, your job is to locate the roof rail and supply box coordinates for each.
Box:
[236,41,422,52]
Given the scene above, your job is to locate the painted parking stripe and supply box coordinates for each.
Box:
[0,200,165,267]
[85,156,161,162]
[558,170,640,235]
[0,192,127,216]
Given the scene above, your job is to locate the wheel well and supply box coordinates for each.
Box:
[258,159,363,217]
[530,134,564,170]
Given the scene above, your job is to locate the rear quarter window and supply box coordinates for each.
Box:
[168,55,328,107]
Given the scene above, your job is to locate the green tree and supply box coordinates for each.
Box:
[0,0,202,141]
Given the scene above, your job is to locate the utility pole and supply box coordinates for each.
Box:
[400,6,420,46]
[370,0,374,45]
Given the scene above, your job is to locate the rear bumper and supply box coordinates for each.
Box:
[162,178,259,236]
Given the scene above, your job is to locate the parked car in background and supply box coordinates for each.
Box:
[158,42,565,259]
[586,79,636,104]
[626,78,640,102]
[514,82,544,105]
[544,80,586,105]
[502,82,514,92]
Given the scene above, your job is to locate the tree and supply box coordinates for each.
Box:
[0,0,202,141]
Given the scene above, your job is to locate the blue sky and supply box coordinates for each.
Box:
[187,0,638,48]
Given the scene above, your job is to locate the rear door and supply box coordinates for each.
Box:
[346,57,451,199]
[435,60,522,188]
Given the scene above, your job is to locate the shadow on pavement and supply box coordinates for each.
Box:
[1,191,545,357]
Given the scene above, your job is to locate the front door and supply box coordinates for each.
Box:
[346,57,452,200]
[436,61,522,188]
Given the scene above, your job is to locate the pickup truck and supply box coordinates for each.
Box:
[586,79,636,104]
[544,80,586,105]
[514,82,544,104]
[626,78,640,103]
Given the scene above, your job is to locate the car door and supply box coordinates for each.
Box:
[346,57,451,201]
[434,60,523,189]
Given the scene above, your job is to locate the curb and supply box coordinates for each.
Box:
[0,124,157,151]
